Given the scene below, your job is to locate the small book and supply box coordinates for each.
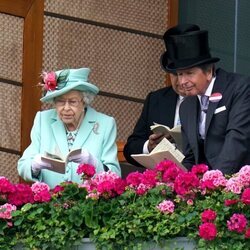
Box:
[41,148,82,174]
[150,123,182,151]
[131,138,187,171]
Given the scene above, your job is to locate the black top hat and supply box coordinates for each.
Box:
[160,24,220,72]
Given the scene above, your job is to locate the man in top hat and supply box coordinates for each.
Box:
[123,25,193,168]
[162,24,250,175]
[123,73,185,168]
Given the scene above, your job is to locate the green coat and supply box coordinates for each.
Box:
[18,106,121,188]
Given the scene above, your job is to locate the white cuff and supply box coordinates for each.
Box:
[143,140,150,154]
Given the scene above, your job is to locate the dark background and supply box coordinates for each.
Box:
[179,0,250,76]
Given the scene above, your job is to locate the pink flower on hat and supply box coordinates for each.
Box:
[42,71,57,91]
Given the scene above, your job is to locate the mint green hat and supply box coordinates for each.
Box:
[40,68,99,102]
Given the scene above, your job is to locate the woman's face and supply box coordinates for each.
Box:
[54,90,84,130]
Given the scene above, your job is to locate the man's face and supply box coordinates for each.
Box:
[176,67,212,96]
[169,73,186,96]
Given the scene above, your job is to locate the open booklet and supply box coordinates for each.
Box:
[131,138,187,172]
[41,148,82,174]
[150,123,182,151]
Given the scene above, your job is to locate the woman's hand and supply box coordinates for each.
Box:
[31,154,52,176]
[68,149,97,166]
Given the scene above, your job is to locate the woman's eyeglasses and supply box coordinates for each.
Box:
[55,98,83,107]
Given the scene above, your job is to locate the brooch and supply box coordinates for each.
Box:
[92,122,99,134]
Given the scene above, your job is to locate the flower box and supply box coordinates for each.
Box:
[70,237,197,250]
[1,162,250,250]
[141,237,196,250]
[15,237,196,250]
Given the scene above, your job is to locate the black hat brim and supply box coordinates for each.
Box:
[164,57,220,72]
[160,52,172,72]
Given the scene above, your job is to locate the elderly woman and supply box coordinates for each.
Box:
[18,68,121,188]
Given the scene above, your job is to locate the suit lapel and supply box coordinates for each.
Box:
[205,69,227,136]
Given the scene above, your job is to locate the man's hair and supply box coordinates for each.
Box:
[198,63,216,76]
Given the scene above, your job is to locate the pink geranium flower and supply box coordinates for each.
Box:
[140,169,158,187]
[245,228,250,239]
[126,172,143,187]
[227,213,247,233]
[162,165,182,183]
[52,185,64,195]
[241,188,250,205]
[187,199,194,206]
[31,182,50,193]
[33,189,51,203]
[136,183,149,195]
[0,203,16,219]
[191,164,209,176]
[7,184,34,206]
[174,172,199,196]
[226,177,244,194]
[157,200,175,214]
[201,170,227,190]
[155,160,178,172]
[113,178,126,195]
[0,177,15,194]
[224,199,239,206]
[30,182,51,203]
[80,170,124,199]
[199,222,217,240]
[77,163,96,178]
[201,209,217,223]
[238,165,250,186]
[97,181,115,199]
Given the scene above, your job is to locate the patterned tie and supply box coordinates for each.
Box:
[199,95,209,139]
[200,95,209,113]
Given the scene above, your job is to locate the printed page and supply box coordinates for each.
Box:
[151,123,182,151]
[41,154,66,174]
[41,148,81,174]
[65,148,82,162]
[130,154,158,169]
[131,138,187,171]
[152,138,184,162]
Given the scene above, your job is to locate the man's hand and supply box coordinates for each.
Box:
[148,132,175,152]
[148,133,165,152]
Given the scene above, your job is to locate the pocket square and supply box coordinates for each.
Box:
[214,106,226,114]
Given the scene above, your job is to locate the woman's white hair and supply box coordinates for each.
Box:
[81,91,95,105]
[52,90,96,106]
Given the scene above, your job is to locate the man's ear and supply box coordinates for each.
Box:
[207,67,214,82]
